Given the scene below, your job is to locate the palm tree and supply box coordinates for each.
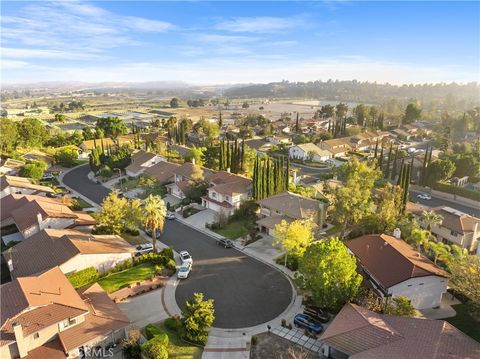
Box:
[409,228,431,252]
[143,195,167,252]
[428,241,452,264]
[420,210,443,231]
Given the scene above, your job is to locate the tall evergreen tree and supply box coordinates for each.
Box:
[295,113,300,133]
[218,111,223,128]
[385,142,393,178]
[391,147,399,180]
[420,145,429,186]
[378,146,384,170]
[373,139,379,159]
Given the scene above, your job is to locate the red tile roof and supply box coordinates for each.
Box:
[321,303,480,359]
[346,234,448,288]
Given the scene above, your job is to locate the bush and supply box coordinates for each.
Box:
[251,335,258,345]
[145,324,168,342]
[99,165,113,178]
[136,253,168,266]
[19,161,46,180]
[123,343,141,359]
[230,200,258,222]
[275,254,299,271]
[164,316,182,332]
[112,259,133,273]
[55,147,79,166]
[166,258,177,270]
[67,267,99,288]
[432,181,480,201]
[159,247,174,260]
[141,336,168,359]
[124,227,140,236]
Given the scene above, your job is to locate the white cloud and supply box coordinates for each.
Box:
[1,47,104,60]
[216,16,301,33]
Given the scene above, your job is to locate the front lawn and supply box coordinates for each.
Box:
[122,233,149,246]
[158,322,203,359]
[213,219,251,239]
[97,263,156,293]
[118,178,140,191]
[444,303,480,342]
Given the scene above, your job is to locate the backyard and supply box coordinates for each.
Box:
[97,263,156,293]
[444,303,480,342]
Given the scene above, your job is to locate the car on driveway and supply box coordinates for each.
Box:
[135,243,154,256]
[417,193,432,200]
[177,263,192,279]
[165,211,176,220]
[179,251,192,265]
[293,313,323,334]
[216,238,234,248]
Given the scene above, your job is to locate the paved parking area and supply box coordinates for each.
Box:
[271,327,324,355]
[180,208,217,229]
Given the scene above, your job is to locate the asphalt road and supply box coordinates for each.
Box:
[63,164,110,204]
[63,164,293,329]
[409,189,479,217]
[161,221,292,328]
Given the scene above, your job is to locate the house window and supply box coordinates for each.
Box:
[450,230,459,237]
[212,192,217,198]
[59,318,76,330]
[33,333,39,339]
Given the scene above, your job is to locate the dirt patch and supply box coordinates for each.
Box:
[250,333,316,359]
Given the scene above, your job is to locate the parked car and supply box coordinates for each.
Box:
[179,251,193,265]
[417,193,432,200]
[216,238,234,248]
[145,227,161,239]
[42,173,55,180]
[293,314,323,334]
[165,211,176,220]
[177,263,192,279]
[135,243,154,256]
[303,307,330,323]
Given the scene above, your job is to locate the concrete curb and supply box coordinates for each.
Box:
[58,165,101,210]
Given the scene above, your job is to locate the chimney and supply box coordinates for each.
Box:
[12,321,28,358]
[393,228,402,239]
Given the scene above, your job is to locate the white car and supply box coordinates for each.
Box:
[135,243,154,256]
[165,211,176,220]
[417,193,432,200]
[179,251,193,265]
[177,263,192,279]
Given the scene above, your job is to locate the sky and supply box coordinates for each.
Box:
[1,1,479,85]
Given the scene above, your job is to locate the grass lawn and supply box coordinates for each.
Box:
[158,323,203,359]
[213,219,251,239]
[122,233,149,245]
[444,304,480,342]
[118,178,140,191]
[97,263,156,293]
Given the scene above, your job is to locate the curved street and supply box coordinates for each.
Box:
[62,164,293,329]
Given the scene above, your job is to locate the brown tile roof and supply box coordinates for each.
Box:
[126,150,158,173]
[11,199,78,232]
[346,234,448,288]
[80,138,116,151]
[256,191,323,220]
[209,171,251,195]
[58,283,129,351]
[24,338,66,359]
[144,161,180,184]
[4,229,134,278]
[174,162,215,180]
[1,267,89,345]
[0,175,55,193]
[435,207,480,235]
[321,303,480,359]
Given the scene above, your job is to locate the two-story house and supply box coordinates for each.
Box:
[201,171,252,216]
[318,138,352,158]
[414,206,480,254]
[3,228,136,279]
[346,233,449,309]
[256,191,327,235]
[0,267,129,359]
[0,176,55,199]
[166,162,215,199]
[288,143,333,162]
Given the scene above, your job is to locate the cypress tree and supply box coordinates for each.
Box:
[286,157,290,190]
[391,147,399,180]
[240,139,245,172]
[409,152,415,180]
[378,146,384,170]
[328,120,331,134]
[420,145,429,186]
[401,165,411,214]
[374,139,379,159]
[252,156,257,199]
[385,142,393,179]
[233,139,238,173]
[218,111,223,128]
[226,140,231,171]
[295,113,299,133]
[219,140,224,170]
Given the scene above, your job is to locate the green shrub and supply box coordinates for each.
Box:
[66,267,99,288]
[99,165,113,178]
[251,335,258,345]
[275,254,299,271]
[164,316,181,332]
[141,337,168,359]
[124,227,140,236]
[136,253,168,266]
[159,247,174,260]
[432,181,480,201]
[166,258,177,270]
[145,324,167,341]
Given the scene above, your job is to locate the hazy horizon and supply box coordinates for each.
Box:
[2,1,479,85]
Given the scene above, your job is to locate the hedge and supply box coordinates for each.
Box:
[432,182,480,202]
[145,324,169,344]
[67,267,99,288]
[141,337,168,359]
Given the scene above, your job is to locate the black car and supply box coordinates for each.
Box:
[216,238,234,248]
[144,228,161,239]
[303,307,330,323]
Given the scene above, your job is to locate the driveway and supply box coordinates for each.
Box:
[118,288,168,328]
[162,220,293,329]
[181,208,217,229]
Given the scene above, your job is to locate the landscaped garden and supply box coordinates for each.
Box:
[444,303,480,342]
[208,200,258,239]
[212,218,251,239]
[97,263,156,293]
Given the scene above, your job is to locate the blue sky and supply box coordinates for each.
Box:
[1,1,479,84]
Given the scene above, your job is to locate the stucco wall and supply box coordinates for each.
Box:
[388,275,448,309]
[60,253,132,274]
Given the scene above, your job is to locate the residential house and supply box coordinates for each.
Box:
[141,132,169,152]
[256,192,327,235]
[143,161,181,184]
[412,206,480,254]
[0,267,129,359]
[318,138,352,158]
[78,138,116,159]
[346,234,449,309]
[244,139,273,154]
[288,143,332,162]
[320,303,480,359]
[0,159,25,176]
[168,144,190,158]
[125,150,164,178]
[0,176,55,199]
[1,194,95,241]
[166,162,215,199]
[201,171,251,216]
[22,150,55,169]
[450,176,469,187]
[3,228,135,278]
